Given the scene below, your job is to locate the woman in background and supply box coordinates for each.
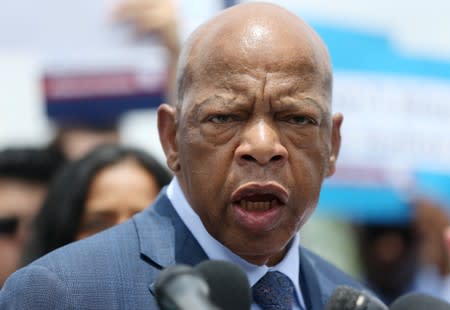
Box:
[22,144,172,265]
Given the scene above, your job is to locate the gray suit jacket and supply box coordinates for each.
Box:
[0,189,363,309]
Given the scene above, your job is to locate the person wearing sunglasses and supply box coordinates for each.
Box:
[0,147,63,287]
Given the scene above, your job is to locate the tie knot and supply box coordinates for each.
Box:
[252,271,296,310]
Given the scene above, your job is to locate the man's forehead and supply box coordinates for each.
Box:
[176,2,331,108]
[188,5,319,61]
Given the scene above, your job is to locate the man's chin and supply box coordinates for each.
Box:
[225,237,290,266]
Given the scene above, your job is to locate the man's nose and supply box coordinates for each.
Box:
[235,120,288,166]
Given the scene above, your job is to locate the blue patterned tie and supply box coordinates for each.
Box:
[252,271,296,310]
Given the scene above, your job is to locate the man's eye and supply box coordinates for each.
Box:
[209,115,235,124]
[285,115,315,125]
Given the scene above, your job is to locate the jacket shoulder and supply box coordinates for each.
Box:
[0,265,74,309]
[300,245,365,306]
[302,246,362,287]
[0,218,160,309]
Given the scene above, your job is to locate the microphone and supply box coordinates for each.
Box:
[389,293,450,310]
[326,286,388,310]
[154,264,219,310]
[195,260,252,310]
[155,260,251,310]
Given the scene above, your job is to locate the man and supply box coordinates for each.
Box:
[0,2,362,309]
[0,147,62,287]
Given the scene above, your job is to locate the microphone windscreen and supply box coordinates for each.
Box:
[195,260,251,310]
[154,264,193,292]
[326,286,361,310]
[390,293,450,310]
[154,264,211,310]
[326,286,388,310]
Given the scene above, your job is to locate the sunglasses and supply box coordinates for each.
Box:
[0,217,19,236]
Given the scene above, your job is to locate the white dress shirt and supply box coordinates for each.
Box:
[167,177,306,309]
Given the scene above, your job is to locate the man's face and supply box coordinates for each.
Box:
[160,21,341,265]
[0,178,46,286]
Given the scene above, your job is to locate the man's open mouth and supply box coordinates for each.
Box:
[236,193,283,211]
[231,183,288,206]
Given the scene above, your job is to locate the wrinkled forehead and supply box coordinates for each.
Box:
[177,5,332,108]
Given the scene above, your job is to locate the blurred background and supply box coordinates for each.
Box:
[0,0,449,303]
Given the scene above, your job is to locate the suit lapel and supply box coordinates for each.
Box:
[134,188,208,267]
[299,247,326,310]
[133,189,208,295]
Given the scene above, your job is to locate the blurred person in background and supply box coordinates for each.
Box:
[355,198,450,304]
[22,144,172,265]
[413,198,450,302]
[354,220,419,304]
[0,147,63,287]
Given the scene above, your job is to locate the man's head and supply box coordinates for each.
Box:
[0,147,62,286]
[158,2,342,266]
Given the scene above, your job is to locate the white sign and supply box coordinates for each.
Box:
[334,71,450,174]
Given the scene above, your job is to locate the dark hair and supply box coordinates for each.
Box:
[0,146,65,183]
[22,144,172,265]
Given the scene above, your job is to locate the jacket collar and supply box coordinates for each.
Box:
[134,189,208,297]
[299,247,326,309]
[133,188,208,269]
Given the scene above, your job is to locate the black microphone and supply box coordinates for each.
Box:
[155,260,251,310]
[195,260,251,310]
[155,264,219,310]
[326,286,388,310]
[389,292,450,310]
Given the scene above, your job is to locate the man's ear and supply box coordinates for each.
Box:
[158,103,180,173]
[326,113,343,177]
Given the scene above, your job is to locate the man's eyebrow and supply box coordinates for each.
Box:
[278,96,329,114]
[192,95,244,115]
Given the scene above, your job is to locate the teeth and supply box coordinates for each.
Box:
[239,200,274,211]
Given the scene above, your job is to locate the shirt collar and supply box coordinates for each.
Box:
[167,177,305,307]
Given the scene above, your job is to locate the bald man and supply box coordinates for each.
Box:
[0,3,364,309]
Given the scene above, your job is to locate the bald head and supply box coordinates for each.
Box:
[176,2,332,106]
